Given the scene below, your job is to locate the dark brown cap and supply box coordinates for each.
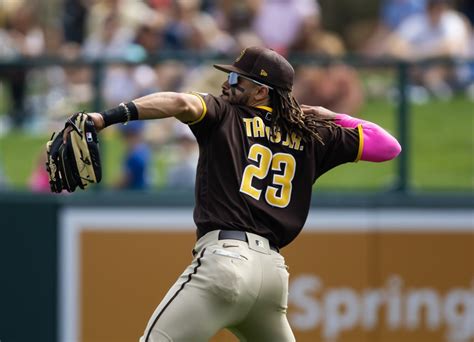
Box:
[214,46,294,91]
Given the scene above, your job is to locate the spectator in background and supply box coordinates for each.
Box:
[132,22,164,57]
[382,0,470,59]
[63,0,88,45]
[162,0,202,50]
[125,20,164,96]
[115,121,151,190]
[252,0,320,55]
[177,30,264,96]
[290,3,365,114]
[83,11,161,107]
[0,1,45,129]
[293,64,365,114]
[378,0,472,99]
[213,0,259,34]
[166,124,198,188]
[29,150,50,193]
[290,5,345,56]
[82,11,134,58]
[83,0,163,106]
[147,0,173,13]
[85,0,154,38]
[363,0,427,55]
[162,0,234,53]
[458,23,474,100]
[82,12,136,106]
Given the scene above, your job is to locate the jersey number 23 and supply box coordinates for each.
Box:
[240,143,296,208]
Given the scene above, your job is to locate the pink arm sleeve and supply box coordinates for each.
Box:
[335,114,401,162]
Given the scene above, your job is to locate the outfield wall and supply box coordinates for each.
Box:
[59,208,473,342]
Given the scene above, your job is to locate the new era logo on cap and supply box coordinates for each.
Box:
[260,69,268,77]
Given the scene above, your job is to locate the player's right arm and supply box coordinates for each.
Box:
[87,92,204,131]
[301,104,401,162]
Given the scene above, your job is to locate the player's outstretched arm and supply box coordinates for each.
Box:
[86,92,203,131]
[131,92,203,123]
[301,105,402,162]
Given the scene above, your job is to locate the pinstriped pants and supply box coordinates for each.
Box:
[139,230,295,342]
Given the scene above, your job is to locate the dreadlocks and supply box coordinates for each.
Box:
[269,88,335,144]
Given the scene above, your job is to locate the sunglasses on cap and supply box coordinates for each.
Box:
[228,72,273,90]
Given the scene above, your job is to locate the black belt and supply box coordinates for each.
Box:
[218,230,279,253]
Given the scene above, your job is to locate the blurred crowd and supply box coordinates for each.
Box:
[0,0,473,191]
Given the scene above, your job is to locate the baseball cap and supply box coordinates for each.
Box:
[214,46,294,91]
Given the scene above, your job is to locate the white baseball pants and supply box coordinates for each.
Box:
[139,230,295,342]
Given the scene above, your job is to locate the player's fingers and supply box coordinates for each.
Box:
[87,112,105,132]
[300,105,318,115]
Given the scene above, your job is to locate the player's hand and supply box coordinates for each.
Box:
[87,112,105,132]
[300,105,337,121]
[63,113,105,144]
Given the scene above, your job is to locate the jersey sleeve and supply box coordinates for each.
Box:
[187,93,230,141]
[314,124,361,179]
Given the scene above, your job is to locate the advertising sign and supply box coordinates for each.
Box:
[59,209,473,342]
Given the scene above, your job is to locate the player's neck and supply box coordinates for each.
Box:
[247,97,270,108]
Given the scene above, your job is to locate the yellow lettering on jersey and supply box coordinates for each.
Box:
[242,117,303,151]
[265,126,270,140]
[243,118,253,137]
[265,126,282,143]
[273,130,282,143]
[282,132,291,147]
[253,117,265,138]
[291,133,302,150]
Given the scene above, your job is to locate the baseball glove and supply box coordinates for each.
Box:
[45,112,102,193]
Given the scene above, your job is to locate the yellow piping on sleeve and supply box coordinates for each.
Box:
[187,92,207,126]
[355,124,364,162]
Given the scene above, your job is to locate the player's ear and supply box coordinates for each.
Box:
[254,86,270,101]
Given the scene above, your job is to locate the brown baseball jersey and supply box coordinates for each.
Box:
[188,93,362,248]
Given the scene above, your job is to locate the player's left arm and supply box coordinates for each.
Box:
[83,92,204,133]
[132,92,204,123]
[301,105,402,162]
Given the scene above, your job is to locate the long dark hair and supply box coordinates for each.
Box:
[269,88,335,144]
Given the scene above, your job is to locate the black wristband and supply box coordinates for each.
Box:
[126,101,139,121]
[101,102,139,127]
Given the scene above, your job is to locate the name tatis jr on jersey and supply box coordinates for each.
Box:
[242,117,304,151]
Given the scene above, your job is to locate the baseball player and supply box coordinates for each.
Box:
[79,46,401,341]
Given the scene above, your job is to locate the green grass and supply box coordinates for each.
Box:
[410,99,473,190]
[0,98,473,191]
[0,131,48,188]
